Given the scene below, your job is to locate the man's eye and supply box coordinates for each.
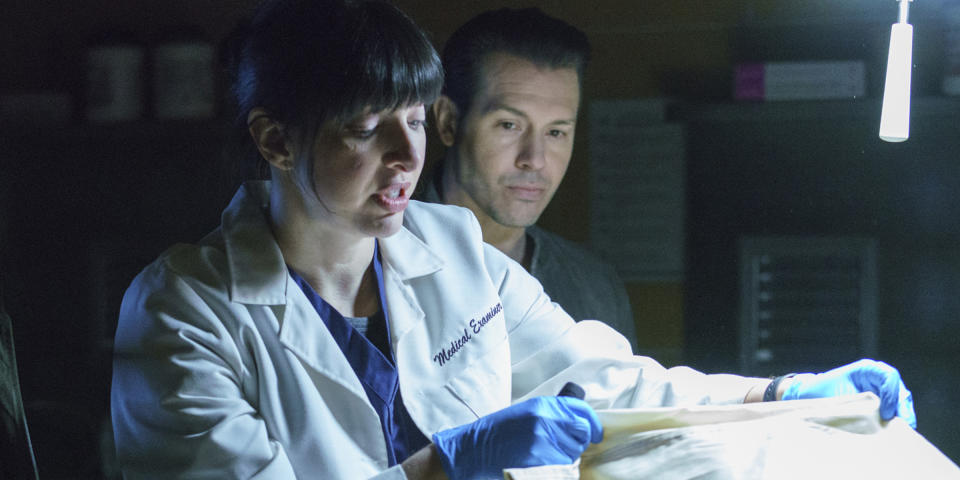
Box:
[498,121,517,130]
[548,129,566,138]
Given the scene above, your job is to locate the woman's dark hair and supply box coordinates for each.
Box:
[225,0,443,138]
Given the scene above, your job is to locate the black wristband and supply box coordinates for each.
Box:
[763,374,795,402]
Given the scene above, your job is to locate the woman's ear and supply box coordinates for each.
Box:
[247,107,294,170]
[432,95,459,147]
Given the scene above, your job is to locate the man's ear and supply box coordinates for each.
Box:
[432,95,459,147]
[247,107,294,170]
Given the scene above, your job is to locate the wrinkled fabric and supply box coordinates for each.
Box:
[505,394,960,480]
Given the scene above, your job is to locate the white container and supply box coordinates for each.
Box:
[85,45,145,122]
[152,41,216,119]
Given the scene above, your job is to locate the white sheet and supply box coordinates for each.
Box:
[504,393,960,480]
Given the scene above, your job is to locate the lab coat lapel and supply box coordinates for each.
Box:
[277,278,370,403]
[222,182,370,404]
[222,182,288,305]
[275,284,389,467]
[378,226,443,343]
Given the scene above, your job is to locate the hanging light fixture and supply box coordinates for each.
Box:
[879,0,914,142]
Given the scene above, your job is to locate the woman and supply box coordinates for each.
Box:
[113,1,597,477]
[111,1,914,479]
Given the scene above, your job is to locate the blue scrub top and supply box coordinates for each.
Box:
[288,241,429,465]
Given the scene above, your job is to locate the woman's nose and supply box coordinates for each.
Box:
[382,120,423,171]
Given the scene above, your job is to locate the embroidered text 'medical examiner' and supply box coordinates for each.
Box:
[432,303,503,367]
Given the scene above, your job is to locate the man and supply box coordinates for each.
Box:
[421,7,638,349]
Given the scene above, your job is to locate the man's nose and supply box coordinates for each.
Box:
[515,130,546,171]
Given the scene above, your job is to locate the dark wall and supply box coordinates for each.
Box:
[3,121,241,477]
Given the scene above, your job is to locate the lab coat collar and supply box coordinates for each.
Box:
[222,181,289,305]
[221,182,444,304]
[379,206,444,281]
[220,182,381,415]
[372,203,445,345]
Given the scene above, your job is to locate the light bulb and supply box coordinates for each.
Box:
[879,3,913,142]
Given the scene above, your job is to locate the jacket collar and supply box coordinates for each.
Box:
[222,182,289,305]
[221,182,443,306]
[379,208,444,281]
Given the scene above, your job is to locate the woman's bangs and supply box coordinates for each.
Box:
[336,4,443,119]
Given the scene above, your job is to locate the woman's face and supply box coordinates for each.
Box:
[301,103,427,239]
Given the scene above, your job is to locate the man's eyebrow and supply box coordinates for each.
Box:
[483,102,527,118]
[483,103,577,126]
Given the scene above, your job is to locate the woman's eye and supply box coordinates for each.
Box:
[498,121,517,130]
[347,127,376,139]
[408,119,427,130]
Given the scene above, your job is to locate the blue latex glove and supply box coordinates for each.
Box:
[432,396,603,480]
[782,358,916,429]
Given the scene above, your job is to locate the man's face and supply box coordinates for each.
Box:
[450,53,580,228]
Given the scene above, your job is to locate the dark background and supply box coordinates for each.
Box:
[2,1,958,477]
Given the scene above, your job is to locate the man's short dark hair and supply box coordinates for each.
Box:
[441,7,591,115]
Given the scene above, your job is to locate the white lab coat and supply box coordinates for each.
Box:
[111,181,759,479]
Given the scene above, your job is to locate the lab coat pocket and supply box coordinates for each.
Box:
[443,336,511,420]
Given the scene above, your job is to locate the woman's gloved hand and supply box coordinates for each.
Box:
[431,395,603,480]
[782,358,916,428]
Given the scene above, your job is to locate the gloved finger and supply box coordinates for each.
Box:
[556,396,603,444]
[542,399,600,462]
[897,382,917,429]
[872,362,903,421]
[525,433,580,467]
